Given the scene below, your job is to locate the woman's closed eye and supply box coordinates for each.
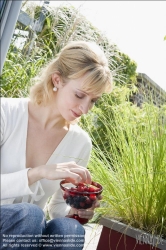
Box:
[75,93,84,99]
[75,91,100,105]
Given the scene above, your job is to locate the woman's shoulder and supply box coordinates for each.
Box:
[70,124,92,145]
[1,97,29,104]
[1,97,29,120]
[1,97,29,110]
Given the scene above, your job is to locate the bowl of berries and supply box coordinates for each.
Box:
[60,180,103,224]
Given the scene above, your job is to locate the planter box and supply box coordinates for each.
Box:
[97,217,166,250]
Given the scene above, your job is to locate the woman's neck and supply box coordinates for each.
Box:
[28,100,68,131]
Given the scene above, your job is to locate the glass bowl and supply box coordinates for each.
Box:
[60,180,103,224]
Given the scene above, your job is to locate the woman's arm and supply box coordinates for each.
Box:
[27,161,91,186]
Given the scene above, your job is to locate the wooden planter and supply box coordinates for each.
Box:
[97,217,166,250]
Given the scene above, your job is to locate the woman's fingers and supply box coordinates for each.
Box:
[57,161,92,184]
[97,195,102,200]
[77,198,101,219]
[44,161,92,184]
[69,168,92,184]
[92,200,100,209]
[64,173,83,185]
[67,162,92,184]
[56,168,91,185]
[68,197,101,220]
[78,209,94,220]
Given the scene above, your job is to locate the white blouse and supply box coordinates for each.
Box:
[1,97,92,218]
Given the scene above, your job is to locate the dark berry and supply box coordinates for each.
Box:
[79,202,85,208]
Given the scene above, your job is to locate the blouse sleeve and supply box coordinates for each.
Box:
[1,100,6,146]
[0,98,45,203]
[46,187,71,219]
[1,169,44,200]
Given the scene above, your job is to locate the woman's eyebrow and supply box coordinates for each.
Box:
[76,89,101,98]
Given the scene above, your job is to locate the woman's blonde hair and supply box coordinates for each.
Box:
[30,40,113,105]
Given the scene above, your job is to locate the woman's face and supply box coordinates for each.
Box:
[54,75,101,122]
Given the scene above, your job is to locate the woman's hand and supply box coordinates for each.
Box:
[68,195,102,221]
[28,161,91,186]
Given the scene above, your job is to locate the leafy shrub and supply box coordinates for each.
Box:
[1,2,137,98]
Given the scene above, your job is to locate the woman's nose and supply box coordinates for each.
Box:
[79,102,90,114]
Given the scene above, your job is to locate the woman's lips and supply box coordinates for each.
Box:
[71,110,81,118]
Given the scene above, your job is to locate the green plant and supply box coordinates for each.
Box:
[0,43,49,98]
[80,85,138,155]
[83,100,166,238]
[1,1,137,98]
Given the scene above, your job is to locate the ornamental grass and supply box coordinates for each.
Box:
[82,98,166,238]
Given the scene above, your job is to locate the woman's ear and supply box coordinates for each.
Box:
[51,73,61,88]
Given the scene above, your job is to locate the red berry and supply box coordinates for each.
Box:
[63,191,69,199]
[70,192,75,197]
[63,194,67,199]
[90,194,96,201]
[77,183,84,187]
[89,187,95,192]
[84,186,89,192]
[77,186,84,192]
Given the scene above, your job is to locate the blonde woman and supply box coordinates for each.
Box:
[1,41,113,250]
